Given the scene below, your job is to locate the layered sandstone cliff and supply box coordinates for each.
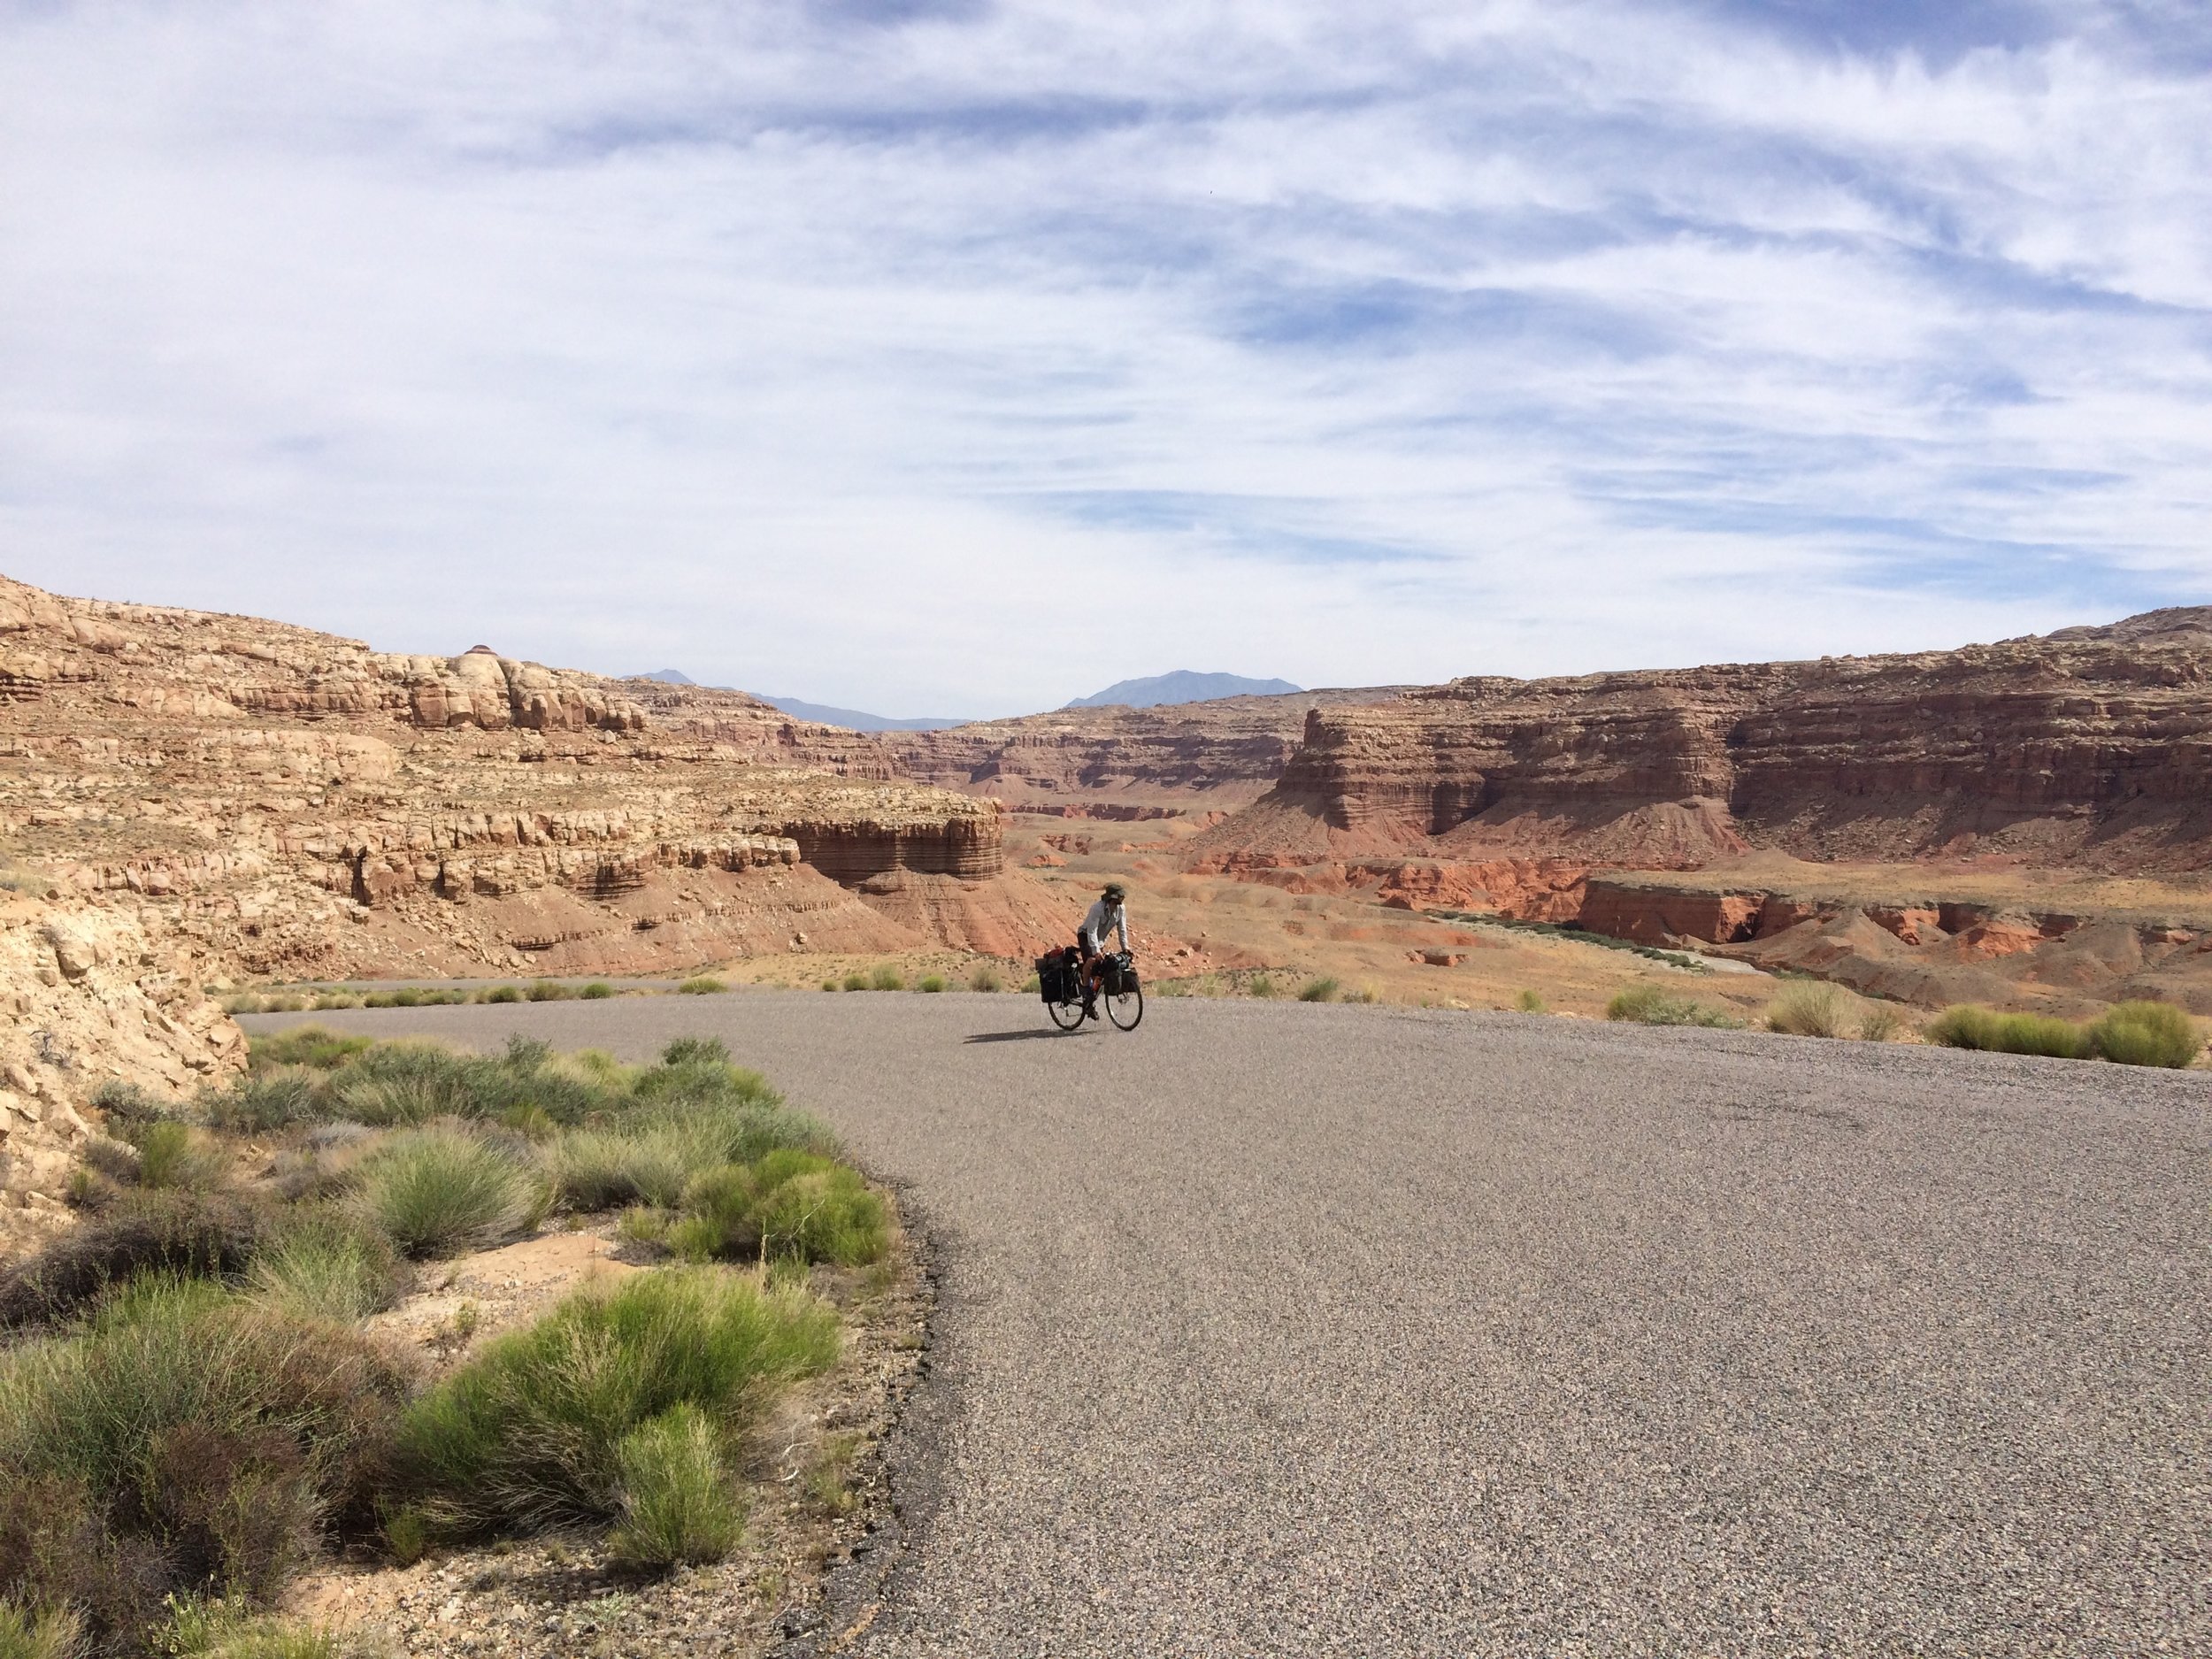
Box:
[0,575,1062,987]
[1201,609,2212,872]
[886,687,1412,809]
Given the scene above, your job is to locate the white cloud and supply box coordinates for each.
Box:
[2,0,2208,712]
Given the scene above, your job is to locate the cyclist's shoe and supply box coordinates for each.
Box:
[1081,996,1098,1021]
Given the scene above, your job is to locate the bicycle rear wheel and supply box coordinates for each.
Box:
[1105,982,1143,1031]
[1048,995,1086,1031]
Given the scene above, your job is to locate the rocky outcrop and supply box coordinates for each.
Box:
[886,688,1412,807]
[0,572,1059,994]
[0,893,243,1253]
[1199,609,2212,872]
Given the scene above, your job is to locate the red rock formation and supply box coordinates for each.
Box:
[1199,608,2212,873]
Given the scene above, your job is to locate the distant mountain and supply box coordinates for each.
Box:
[631,669,695,684]
[756,695,972,733]
[1066,671,1302,710]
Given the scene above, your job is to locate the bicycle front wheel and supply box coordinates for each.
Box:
[1106,982,1143,1031]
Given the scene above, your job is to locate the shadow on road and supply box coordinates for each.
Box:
[964,1027,1087,1043]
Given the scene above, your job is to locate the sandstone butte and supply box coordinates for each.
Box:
[0,573,1069,1247]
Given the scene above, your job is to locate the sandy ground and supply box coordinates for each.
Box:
[247,996,2211,1657]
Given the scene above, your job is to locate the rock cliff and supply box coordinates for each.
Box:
[1201,610,2212,871]
[887,687,1413,810]
[0,573,1063,989]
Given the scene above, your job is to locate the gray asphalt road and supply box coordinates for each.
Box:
[248,995,2210,1656]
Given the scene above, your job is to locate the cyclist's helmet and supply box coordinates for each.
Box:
[1102,882,1126,902]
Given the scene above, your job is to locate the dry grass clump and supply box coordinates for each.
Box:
[868,965,904,992]
[1298,978,1340,1003]
[917,974,948,994]
[1516,988,1547,1014]
[391,1268,837,1542]
[967,964,1003,993]
[1606,982,1741,1028]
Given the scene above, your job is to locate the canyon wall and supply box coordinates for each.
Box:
[887,687,1412,809]
[0,574,1064,990]
[1202,608,2212,872]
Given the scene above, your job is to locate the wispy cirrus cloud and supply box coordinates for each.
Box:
[2,0,2208,711]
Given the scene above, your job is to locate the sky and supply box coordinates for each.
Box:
[3,1,2210,717]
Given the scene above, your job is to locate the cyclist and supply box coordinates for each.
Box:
[1076,881,1132,1019]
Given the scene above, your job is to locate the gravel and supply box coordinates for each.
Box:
[246,995,2211,1656]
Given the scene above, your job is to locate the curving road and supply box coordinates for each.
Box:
[249,994,2210,1656]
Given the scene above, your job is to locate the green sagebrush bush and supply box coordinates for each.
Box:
[1606,982,1741,1028]
[247,1029,370,1074]
[0,1280,409,1650]
[351,1125,549,1259]
[604,1403,743,1570]
[671,1151,887,1268]
[246,1208,406,1324]
[1298,978,1340,1003]
[1924,1005,2091,1059]
[391,1268,835,1540]
[2086,999,2202,1068]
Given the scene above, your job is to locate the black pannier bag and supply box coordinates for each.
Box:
[1100,951,1138,996]
[1035,948,1075,1002]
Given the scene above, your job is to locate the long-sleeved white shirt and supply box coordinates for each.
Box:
[1079,898,1129,956]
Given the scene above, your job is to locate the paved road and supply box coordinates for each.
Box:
[251,995,2210,1655]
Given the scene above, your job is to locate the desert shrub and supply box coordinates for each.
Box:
[1298,978,1339,1003]
[311,993,363,1012]
[248,1209,405,1324]
[1857,1002,1907,1042]
[916,974,946,995]
[967,964,1002,993]
[604,1403,743,1571]
[0,1191,270,1327]
[841,972,867,993]
[2086,1000,2201,1068]
[868,966,902,993]
[819,979,838,992]
[1766,980,1853,1039]
[0,1602,81,1659]
[159,1598,356,1659]
[351,1126,548,1258]
[555,1087,831,1213]
[129,1120,226,1191]
[324,1043,480,1127]
[89,1079,172,1126]
[677,978,727,996]
[81,1137,142,1186]
[526,981,574,1003]
[482,986,521,1005]
[392,1268,837,1539]
[250,1028,371,1073]
[579,982,615,1001]
[661,1037,728,1067]
[1516,988,1546,1014]
[0,1285,409,1648]
[1606,983,1740,1028]
[208,1068,325,1134]
[674,1153,886,1267]
[1248,974,1278,999]
[1924,1005,2090,1059]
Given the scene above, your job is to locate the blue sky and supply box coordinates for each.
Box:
[3,1,2208,715]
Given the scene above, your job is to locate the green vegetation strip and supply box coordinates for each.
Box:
[0,1031,892,1656]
